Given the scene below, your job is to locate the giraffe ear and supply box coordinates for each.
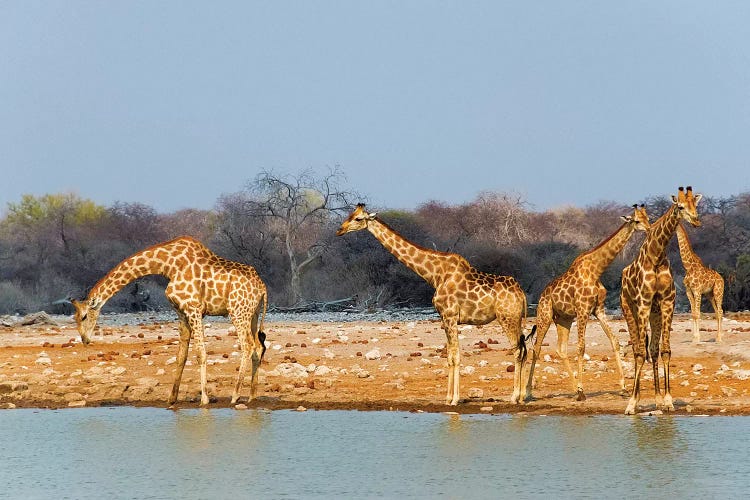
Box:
[671,194,679,203]
[694,193,703,204]
[621,215,633,223]
[368,212,377,219]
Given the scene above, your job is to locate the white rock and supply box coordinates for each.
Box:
[365,348,381,360]
[692,363,704,373]
[274,363,308,379]
[542,366,558,375]
[156,368,166,376]
[314,365,332,376]
[312,338,321,344]
[583,353,590,361]
[35,357,52,366]
[420,358,432,365]
[460,366,475,376]
[357,370,371,378]
[467,388,484,398]
[323,349,335,359]
[306,364,317,373]
[111,367,126,375]
[165,357,177,365]
[543,354,553,362]
[478,360,489,367]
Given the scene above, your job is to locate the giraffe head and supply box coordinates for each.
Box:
[71,298,102,345]
[621,204,651,232]
[671,186,702,227]
[336,203,377,236]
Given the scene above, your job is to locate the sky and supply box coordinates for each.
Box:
[2,1,749,213]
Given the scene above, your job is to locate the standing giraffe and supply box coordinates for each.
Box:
[71,236,268,407]
[337,204,528,405]
[676,222,724,343]
[524,204,651,402]
[621,186,702,415]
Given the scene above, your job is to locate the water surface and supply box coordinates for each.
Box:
[1,408,748,498]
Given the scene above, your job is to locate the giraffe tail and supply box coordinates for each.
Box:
[257,291,268,360]
[519,325,537,364]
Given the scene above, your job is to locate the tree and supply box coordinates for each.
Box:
[231,168,359,304]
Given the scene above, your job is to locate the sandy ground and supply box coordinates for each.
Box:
[2,312,750,415]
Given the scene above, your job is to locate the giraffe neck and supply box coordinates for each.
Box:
[641,204,681,264]
[676,223,704,271]
[87,246,177,308]
[578,222,636,276]
[366,219,457,289]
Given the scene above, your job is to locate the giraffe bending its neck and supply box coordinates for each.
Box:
[72,236,268,407]
[337,204,528,405]
[525,205,651,402]
[621,186,702,415]
[676,223,724,343]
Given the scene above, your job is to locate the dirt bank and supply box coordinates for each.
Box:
[2,313,750,415]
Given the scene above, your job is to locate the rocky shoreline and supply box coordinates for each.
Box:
[2,311,750,415]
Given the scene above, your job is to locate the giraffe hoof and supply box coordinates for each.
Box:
[575,390,586,402]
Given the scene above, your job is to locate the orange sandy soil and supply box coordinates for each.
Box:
[2,313,750,415]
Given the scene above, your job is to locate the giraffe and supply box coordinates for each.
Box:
[676,222,724,343]
[71,236,268,407]
[524,204,651,402]
[621,186,702,415]
[337,204,528,405]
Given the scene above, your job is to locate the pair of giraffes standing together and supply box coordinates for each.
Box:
[73,186,720,413]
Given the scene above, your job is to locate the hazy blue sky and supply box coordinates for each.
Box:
[2,1,749,213]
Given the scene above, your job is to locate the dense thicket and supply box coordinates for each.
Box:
[1,175,748,315]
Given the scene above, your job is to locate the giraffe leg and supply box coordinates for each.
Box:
[659,299,675,412]
[649,305,664,409]
[184,311,210,406]
[686,287,701,343]
[497,314,523,404]
[595,307,626,392]
[231,316,251,405]
[435,294,461,406]
[626,353,645,415]
[445,326,460,405]
[709,286,724,343]
[524,299,553,402]
[169,314,191,406]
[553,318,575,396]
[248,304,265,401]
[622,294,646,414]
[573,314,589,401]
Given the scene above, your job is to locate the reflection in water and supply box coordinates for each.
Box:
[1,409,749,499]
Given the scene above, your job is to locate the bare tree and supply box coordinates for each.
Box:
[239,168,360,304]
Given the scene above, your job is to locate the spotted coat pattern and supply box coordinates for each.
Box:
[72,236,267,406]
[337,204,527,405]
[621,187,702,415]
[525,205,650,402]
[676,223,724,343]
